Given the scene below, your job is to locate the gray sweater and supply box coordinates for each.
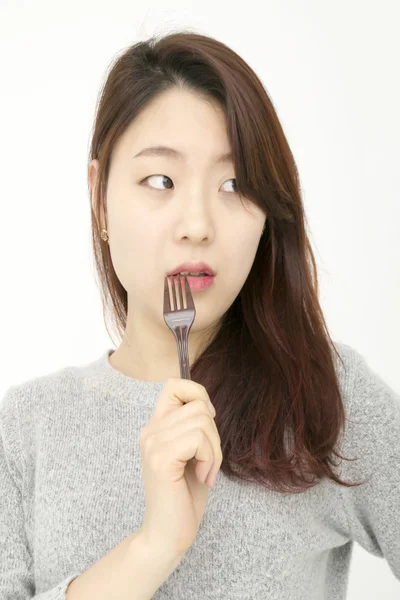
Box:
[1,341,399,599]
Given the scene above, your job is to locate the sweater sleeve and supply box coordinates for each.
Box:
[0,385,82,599]
[338,345,400,581]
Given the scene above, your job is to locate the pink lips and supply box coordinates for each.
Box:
[167,261,216,277]
[169,273,215,293]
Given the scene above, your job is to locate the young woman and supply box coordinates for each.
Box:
[1,30,399,600]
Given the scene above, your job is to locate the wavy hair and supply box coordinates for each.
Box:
[88,28,364,493]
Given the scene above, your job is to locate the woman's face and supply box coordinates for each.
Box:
[89,87,266,338]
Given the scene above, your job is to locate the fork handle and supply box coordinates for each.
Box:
[174,327,191,380]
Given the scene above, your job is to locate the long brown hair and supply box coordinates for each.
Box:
[88,28,364,494]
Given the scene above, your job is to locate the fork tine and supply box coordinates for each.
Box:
[177,275,185,309]
[170,275,178,310]
[183,276,194,310]
[163,276,171,312]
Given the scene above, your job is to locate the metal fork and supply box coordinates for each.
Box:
[163,275,196,380]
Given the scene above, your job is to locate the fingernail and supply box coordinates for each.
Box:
[208,473,217,488]
[208,401,216,416]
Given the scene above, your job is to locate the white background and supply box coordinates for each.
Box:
[0,0,399,597]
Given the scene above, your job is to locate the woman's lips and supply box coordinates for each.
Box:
[168,273,215,292]
[166,262,216,276]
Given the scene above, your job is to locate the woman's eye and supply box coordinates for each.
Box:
[221,178,237,193]
[140,175,237,193]
[141,175,174,190]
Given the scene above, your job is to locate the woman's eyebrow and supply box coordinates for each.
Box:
[132,145,233,165]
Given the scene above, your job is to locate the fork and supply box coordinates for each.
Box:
[163,275,196,380]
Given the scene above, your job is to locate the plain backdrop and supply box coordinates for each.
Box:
[0,0,399,597]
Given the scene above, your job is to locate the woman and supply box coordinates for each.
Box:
[1,30,399,599]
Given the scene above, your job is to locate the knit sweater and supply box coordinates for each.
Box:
[1,341,399,599]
